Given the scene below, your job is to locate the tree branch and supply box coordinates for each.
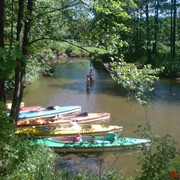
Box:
[29,37,93,54]
[36,0,81,19]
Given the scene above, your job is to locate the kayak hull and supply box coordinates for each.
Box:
[18,106,81,119]
[17,113,111,127]
[31,135,151,153]
[15,124,123,138]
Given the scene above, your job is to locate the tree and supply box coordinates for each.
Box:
[0,0,6,102]
[108,60,163,106]
[7,0,92,123]
[9,0,34,123]
[86,0,132,55]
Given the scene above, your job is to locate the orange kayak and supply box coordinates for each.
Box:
[17,112,111,127]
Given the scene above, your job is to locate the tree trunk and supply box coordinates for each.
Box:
[10,0,34,124]
[172,0,176,59]
[10,0,25,123]
[146,3,151,63]
[134,10,141,58]
[152,0,159,54]
[170,0,176,60]
[0,0,6,103]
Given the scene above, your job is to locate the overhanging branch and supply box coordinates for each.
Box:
[29,37,93,55]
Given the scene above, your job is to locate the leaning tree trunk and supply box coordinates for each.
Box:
[0,0,6,103]
[10,0,33,124]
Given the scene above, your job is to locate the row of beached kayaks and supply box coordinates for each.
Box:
[7,103,151,153]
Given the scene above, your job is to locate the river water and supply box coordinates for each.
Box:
[23,59,180,176]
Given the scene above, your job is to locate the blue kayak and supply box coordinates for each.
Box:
[18,106,81,119]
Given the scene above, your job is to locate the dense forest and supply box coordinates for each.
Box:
[0,1,180,178]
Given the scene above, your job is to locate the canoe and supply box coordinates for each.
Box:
[30,132,151,153]
[15,124,123,137]
[17,112,111,127]
[18,105,81,119]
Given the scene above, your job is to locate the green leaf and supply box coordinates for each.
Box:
[0,48,5,57]
[26,46,36,54]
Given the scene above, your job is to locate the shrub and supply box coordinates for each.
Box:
[0,136,59,179]
[135,123,179,180]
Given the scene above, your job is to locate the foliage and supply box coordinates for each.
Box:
[109,60,164,105]
[27,47,55,78]
[0,138,122,180]
[0,102,14,142]
[0,44,19,79]
[0,136,59,179]
[0,102,58,179]
[134,123,179,180]
[87,0,133,55]
[25,61,42,83]
[57,167,121,180]
[0,42,31,92]
[156,59,180,78]
[170,156,180,173]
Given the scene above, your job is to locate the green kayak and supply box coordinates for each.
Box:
[30,132,151,153]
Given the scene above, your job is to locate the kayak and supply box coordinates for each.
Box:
[15,124,123,137]
[17,112,111,127]
[30,132,151,153]
[18,105,81,119]
[20,106,42,113]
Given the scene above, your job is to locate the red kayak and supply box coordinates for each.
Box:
[20,106,42,112]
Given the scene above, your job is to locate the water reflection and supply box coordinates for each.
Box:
[53,60,127,96]
[152,79,180,105]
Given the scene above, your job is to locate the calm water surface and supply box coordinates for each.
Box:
[23,59,180,176]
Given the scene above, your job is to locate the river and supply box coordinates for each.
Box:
[23,59,180,176]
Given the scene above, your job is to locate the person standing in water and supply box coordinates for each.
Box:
[89,69,94,84]
[86,75,91,93]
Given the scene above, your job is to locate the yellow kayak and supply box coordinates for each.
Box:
[15,124,123,138]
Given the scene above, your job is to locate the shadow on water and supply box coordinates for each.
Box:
[151,79,180,105]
